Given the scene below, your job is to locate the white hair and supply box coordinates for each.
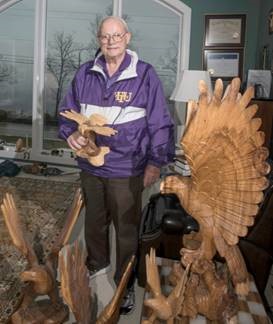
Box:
[97,16,129,36]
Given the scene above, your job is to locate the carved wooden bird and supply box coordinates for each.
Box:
[160,78,270,297]
[0,189,83,323]
[59,241,135,324]
[60,110,118,166]
[142,248,190,324]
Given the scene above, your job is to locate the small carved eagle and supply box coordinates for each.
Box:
[60,110,117,166]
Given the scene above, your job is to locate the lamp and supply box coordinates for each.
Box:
[170,70,212,126]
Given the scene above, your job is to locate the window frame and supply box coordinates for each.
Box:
[0,0,191,165]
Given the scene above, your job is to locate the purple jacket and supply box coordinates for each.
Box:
[58,49,174,177]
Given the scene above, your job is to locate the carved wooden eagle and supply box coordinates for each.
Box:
[60,111,117,166]
[143,248,190,324]
[160,78,270,298]
[0,190,83,323]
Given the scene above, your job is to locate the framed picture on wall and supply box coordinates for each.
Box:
[204,14,246,47]
[247,70,272,98]
[203,48,243,80]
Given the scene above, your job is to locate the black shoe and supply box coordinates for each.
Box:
[119,286,135,315]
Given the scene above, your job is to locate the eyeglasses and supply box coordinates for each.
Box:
[98,32,127,44]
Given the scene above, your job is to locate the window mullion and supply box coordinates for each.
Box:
[31,0,47,159]
[113,0,122,16]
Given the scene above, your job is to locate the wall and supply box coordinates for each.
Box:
[257,0,273,70]
[181,0,263,82]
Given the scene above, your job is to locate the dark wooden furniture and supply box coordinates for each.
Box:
[239,181,273,317]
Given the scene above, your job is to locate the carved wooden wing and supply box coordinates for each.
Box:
[59,109,89,125]
[1,193,38,265]
[60,110,117,137]
[60,110,109,127]
[50,188,83,255]
[59,240,91,324]
[182,78,270,246]
[145,248,161,297]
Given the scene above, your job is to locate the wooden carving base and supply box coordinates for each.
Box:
[142,258,270,324]
[11,299,69,324]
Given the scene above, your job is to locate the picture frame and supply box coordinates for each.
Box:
[203,48,243,80]
[246,70,272,99]
[204,14,246,47]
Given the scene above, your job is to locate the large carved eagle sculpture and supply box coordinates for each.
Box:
[160,78,270,304]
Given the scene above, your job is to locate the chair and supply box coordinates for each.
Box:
[137,193,198,287]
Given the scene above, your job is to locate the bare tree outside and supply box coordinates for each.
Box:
[86,13,104,58]
[157,39,177,74]
[0,57,17,122]
[0,59,16,84]
[156,39,178,96]
[46,31,82,119]
[0,61,10,120]
[45,10,109,120]
[0,63,11,83]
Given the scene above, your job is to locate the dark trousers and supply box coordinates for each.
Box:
[80,171,143,285]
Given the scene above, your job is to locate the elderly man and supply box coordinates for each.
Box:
[58,16,174,314]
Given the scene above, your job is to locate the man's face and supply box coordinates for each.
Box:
[98,18,131,60]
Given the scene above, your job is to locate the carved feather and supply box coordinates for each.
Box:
[181,79,270,246]
[59,240,91,324]
[60,110,88,125]
[51,188,83,255]
[96,255,135,324]
[1,193,38,265]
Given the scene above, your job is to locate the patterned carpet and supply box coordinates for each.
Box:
[0,176,80,323]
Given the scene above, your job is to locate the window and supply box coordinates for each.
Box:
[0,0,191,164]
[123,0,179,97]
[43,0,112,151]
[122,0,182,118]
[0,0,35,150]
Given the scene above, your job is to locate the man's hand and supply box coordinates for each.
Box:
[67,131,88,151]
[143,165,160,188]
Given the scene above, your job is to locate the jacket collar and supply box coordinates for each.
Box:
[90,49,138,81]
